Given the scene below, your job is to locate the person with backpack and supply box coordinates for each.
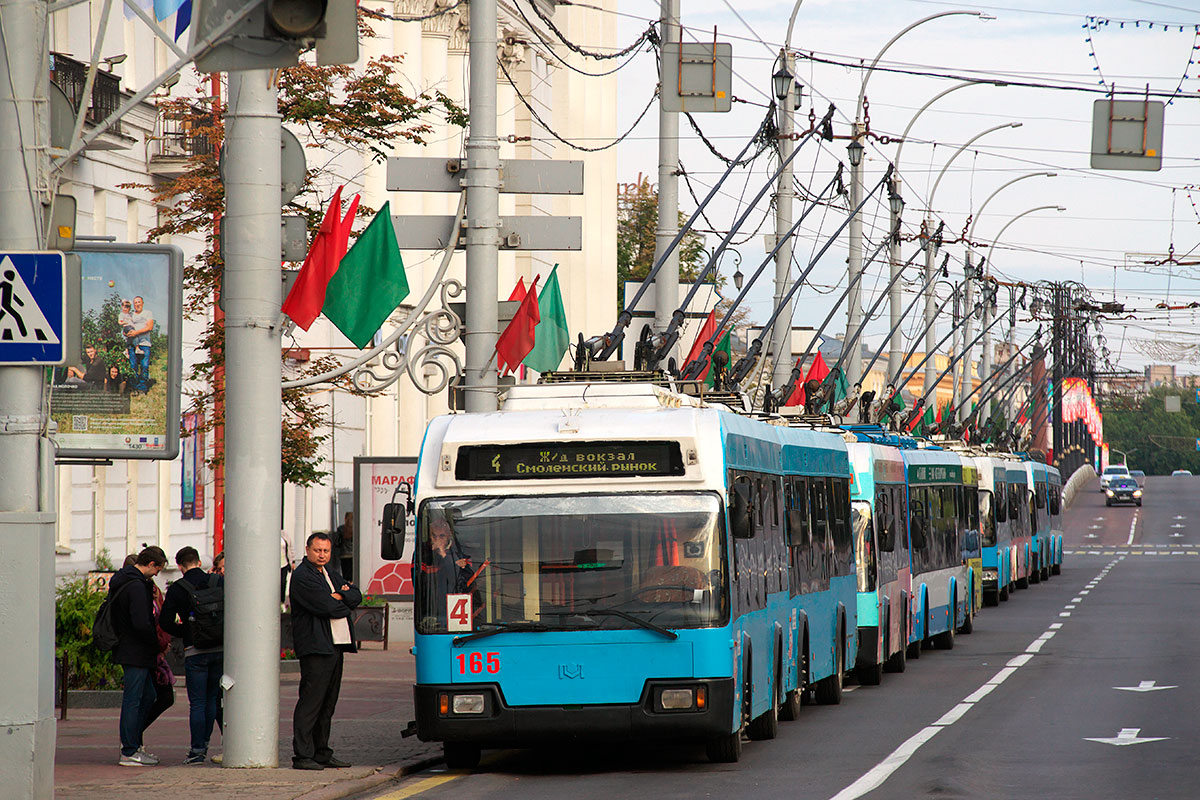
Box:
[105,545,167,767]
[160,546,224,765]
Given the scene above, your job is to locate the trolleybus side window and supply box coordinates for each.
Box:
[995,481,1007,523]
[810,477,830,580]
[876,488,894,552]
[852,498,875,592]
[980,490,997,547]
[785,476,810,596]
[831,478,852,576]
[895,486,908,550]
[1035,482,1047,510]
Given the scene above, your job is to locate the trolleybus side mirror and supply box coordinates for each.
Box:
[380,503,407,560]
[731,482,754,539]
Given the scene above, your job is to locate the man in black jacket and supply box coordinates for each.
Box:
[289,531,361,770]
[109,545,167,766]
[160,546,224,765]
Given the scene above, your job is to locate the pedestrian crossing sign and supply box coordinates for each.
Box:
[0,251,65,364]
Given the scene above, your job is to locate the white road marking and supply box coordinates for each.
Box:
[1060,612,1072,617]
[829,726,943,800]
[963,684,998,703]
[1080,590,1089,595]
[1050,623,1063,629]
[1007,654,1033,668]
[987,666,1018,685]
[1026,639,1046,653]
[1065,605,1077,609]
[1038,631,1056,640]
[1114,680,1177,693]
[1174,515,1186,520]
[1072,597,1083,602]
[933,703,973,726]
[1084,728,1169,746]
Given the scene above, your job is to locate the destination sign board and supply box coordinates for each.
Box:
[456,441,684,481]
[908,463,963,485]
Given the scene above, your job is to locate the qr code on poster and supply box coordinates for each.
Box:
[72,416,88,432]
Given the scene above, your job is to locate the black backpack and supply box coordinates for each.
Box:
[92,580,136,652]
[177,576,225,649]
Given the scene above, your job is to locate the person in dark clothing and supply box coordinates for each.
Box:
[109,545,167,766]
[419,517,473,626]
[159,546,224,765]
[120,554,175,738]
[289,532,361,771]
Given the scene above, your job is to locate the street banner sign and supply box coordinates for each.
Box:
[0,251,66,365]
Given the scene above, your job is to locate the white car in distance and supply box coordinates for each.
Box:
[1100,464,1131,491]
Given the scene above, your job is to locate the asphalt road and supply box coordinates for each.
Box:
[369,476,1200,800]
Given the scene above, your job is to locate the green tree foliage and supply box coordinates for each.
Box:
[616,178,712,312]
[1103,385,1200,475]
[125,15,465,486]
[55,577,124,689]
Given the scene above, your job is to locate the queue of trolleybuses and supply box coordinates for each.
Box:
[385,377,1065,768]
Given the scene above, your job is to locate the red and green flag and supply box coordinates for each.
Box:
[524,265,570,373]
[322,202,408,348]
[704,328,732,388]
[281,186,359,331]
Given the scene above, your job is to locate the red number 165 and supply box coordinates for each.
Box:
[455,652,500,674]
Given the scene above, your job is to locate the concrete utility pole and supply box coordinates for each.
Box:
[955,265,974,422]
[770,48,797,392]
[922,218,939,399]
[222,70,283,767]
[463,0,500,412]
[653,0,680,355]
[979,272,993,419]
[0,0,56,791]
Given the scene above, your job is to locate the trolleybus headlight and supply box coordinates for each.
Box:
[452,694,486,714]
[659,688,697,710]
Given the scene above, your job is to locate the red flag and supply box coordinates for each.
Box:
[684,309,719,379]
[503,278,528,378]
[281,187,359,331]
[497,276,540,375]
[507,277,527,303]
[936,403,944,425]
[806,351,830,383]
[784,357,805,406]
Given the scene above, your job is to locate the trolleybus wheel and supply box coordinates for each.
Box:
[1052,562,1061,576]
[443,742,481,770]
[884,633,906,673]
[706,730,742,764]
[747,675,779,740]
[1030,557,1041,584]
[814,625,845,705]
[984,589,999,607]
[999,582,1009,601]
[780,642,804,722]
[1040,564,1050,582]
[855,659,883,686]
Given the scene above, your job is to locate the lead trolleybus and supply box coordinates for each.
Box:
[394,382,857,766]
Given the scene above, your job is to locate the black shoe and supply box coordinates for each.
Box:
[292,758,325,770]
[319,757,351,768]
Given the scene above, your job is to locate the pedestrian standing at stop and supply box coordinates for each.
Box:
[289,532,361,770]
[109,545,167,767]
[160,546,224,765]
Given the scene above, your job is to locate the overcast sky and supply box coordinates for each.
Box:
[612,0,1200,376]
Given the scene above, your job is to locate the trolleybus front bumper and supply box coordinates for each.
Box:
[415,678,735,745]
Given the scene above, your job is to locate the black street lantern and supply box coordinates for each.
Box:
[847,138,865,167]
[888,190,904,217]
[772,65,793,101]
[734,268,744,291]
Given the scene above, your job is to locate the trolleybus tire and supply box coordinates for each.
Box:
[959,604,974,635]
[1040,564,1050,581]
[706,731,742,763]
[780,639,805,722]
[1015,574,1029,590]
[855,660,883,686]
[884,636,906,673]
[934,616,955,649]
[999,582,1009,601]
[747,678,779,740]
[442,742,481,770]
[1052,562,1061,576]
[814,625,845,705]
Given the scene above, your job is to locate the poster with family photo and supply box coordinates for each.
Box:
[50,243,182,459]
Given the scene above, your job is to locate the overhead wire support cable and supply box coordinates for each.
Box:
[727,165,894,388]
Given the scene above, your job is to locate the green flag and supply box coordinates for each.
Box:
[322,202,408,348]
[830,366,850,402]
[704,328,732,388]
[921,404,935,435]
[524,264,569,373]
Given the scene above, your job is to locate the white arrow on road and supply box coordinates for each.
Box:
[1174,516,1186,520]
[1114,680,1177,693]
[1088,525,1103,529]
[1095,517,1106,521]
[1171,533,1185,538]
[1084,728,1169,746]
[1085,533,1099,539]
[1171,524,1186,529]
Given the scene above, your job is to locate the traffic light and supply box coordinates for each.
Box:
[193,0,358,73]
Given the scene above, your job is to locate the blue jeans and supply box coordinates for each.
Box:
[133,346,151,391]
[119,666,157,757]
[184,651,224,755]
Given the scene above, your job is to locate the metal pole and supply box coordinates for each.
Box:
[771,50,796,390]
[464,0,500,411]
[955,263,974,422]
[922,216,938,400]
[980,273,993,419]
[844,126,865,387]
[222,70,282,767]
[0,0,55,791]
[653,0,680,355]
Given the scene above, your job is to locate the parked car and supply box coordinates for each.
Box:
[1172,469,1193,477]
[1106,477,1143,507]
[1130,469,1146,486]
[1100,464,1131,491]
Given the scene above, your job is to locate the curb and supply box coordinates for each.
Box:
[293,756,445,800]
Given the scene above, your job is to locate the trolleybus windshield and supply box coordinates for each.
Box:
[414,493,728,635]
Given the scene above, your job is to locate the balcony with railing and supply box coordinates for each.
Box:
[148,106,216,178]
[49,52,129,149]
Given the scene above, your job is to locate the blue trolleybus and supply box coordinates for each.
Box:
[844,430,911,683]
[1047,465,1064,576]
[904,447,974,654]
[975,455,1014,605]
[1006,460,1034,590]
[402,382,856,766]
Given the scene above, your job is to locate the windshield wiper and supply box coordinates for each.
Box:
[585,607,678,641]
[452,621,556,646]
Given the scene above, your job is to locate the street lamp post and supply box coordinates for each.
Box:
[770,51,799,392]
[845,10,989,389]
[985,204,1065,422]
[962,172,1056,422]
[920,121,1022,400]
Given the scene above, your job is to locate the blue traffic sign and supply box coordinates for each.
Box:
[0,251,65,364]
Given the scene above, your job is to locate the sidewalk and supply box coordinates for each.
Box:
[55,647,442,800]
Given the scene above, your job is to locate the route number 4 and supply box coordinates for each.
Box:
[447,593,472,632]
